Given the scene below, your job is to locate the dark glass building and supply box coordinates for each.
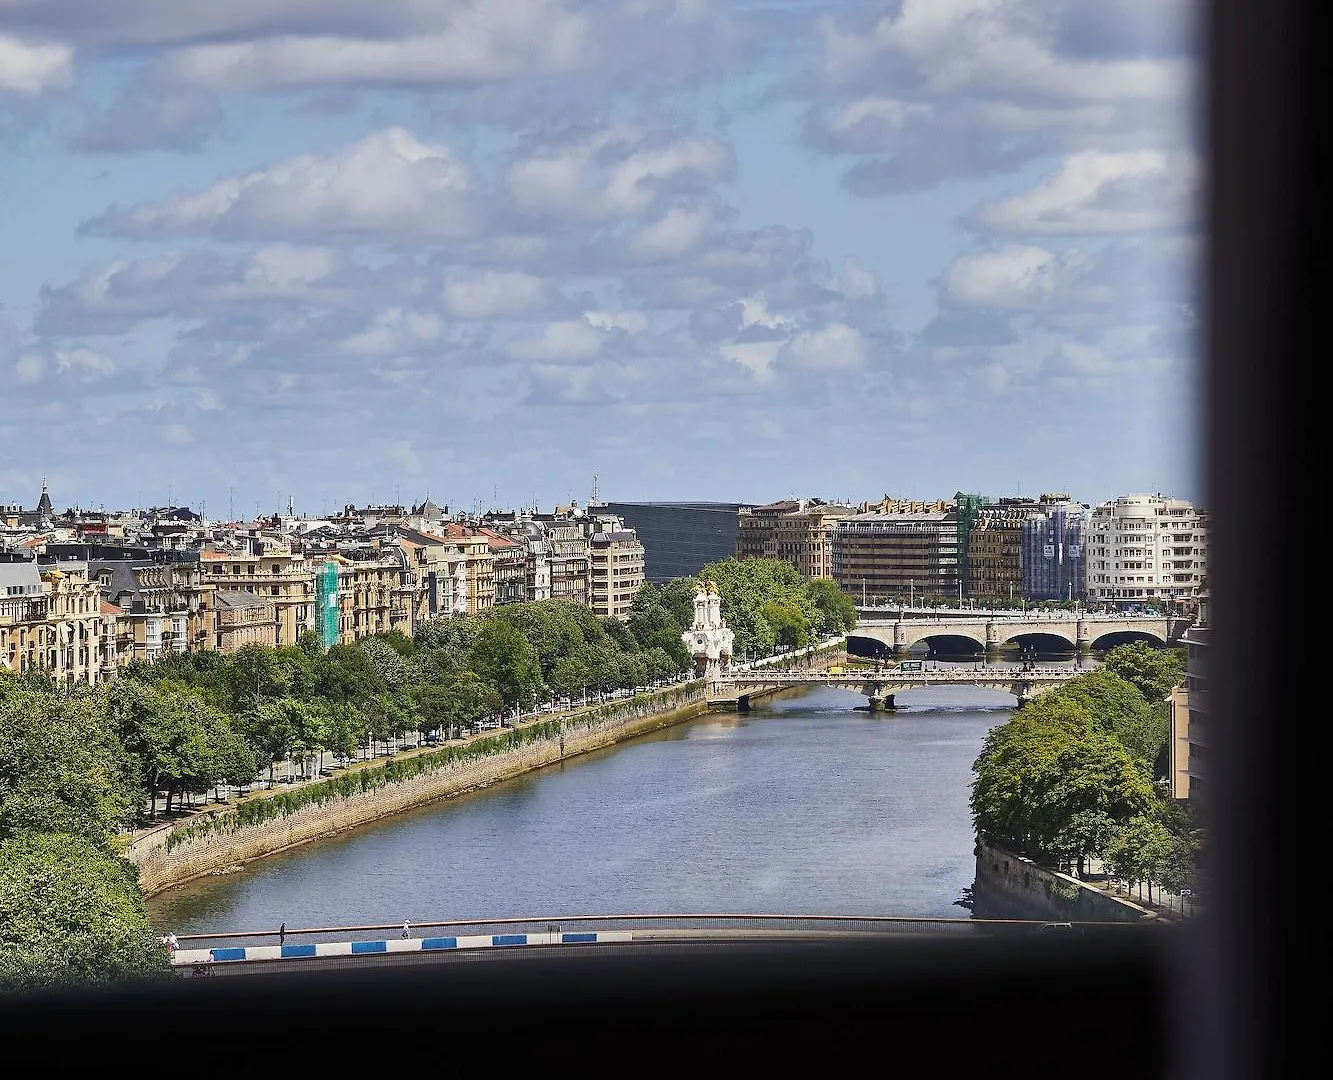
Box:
[602,502,748,583]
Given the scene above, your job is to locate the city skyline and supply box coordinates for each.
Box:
[2,2,1201,513]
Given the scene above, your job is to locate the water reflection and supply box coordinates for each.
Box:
[147,684,1017,935]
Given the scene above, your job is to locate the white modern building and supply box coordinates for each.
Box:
[1084,494,1208,610]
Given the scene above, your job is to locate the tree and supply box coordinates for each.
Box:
[762,597,811,648]
[806,578,858,635]
[466,619,543,710]
[0,832,172,992]
[1102,642,1184,703]
[2,683,135,841]
[970,696,1162,863]
[1105,815,1177,904]
[1040,668,1166,767]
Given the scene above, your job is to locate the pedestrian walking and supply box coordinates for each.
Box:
[278,922,286,945]
[164,932,179,953]
[401,921,411,939]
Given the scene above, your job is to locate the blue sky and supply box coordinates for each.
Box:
[1,0,1201,518]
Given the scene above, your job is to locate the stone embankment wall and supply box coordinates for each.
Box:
[130,685,708,897]
[972,841,1153,922]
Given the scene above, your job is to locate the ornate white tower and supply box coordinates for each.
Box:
[683,580,734,680]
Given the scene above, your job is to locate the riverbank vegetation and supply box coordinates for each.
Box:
[0,673,172,992]
[1,560,847,987]
[969,643,1204,904]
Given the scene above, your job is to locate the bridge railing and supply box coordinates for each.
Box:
[167,911,1160,955]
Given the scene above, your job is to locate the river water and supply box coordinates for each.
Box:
[146,675,1048,935]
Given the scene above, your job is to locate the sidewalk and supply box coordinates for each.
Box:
[129,674,702,843]
[1079,859,1201,920]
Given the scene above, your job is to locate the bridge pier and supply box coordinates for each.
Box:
[866,694,896,712]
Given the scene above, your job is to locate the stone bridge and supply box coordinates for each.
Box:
[713,666,1083,710]
[847,613,1192,657]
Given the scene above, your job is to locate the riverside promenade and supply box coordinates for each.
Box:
[127,677,714,895]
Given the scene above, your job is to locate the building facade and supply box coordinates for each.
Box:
[736,499,854,580]
[198,547,314,646]
[832,511,961,604]
[604,501,746,583]
[1020,495,1090,602]
[1084,494,1208,610]
[587,528,646,620]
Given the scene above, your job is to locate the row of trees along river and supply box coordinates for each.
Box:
[0,557,856,991]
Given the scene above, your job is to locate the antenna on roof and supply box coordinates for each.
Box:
[592,473,599,504]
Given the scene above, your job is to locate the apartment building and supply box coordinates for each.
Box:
[736,498,855,579]
[213,590,278,652]
[967,511,1026,603]
[0,560,116,685]
[89,557,216,662]
[832,510,961,604]
[588,528,646,620]
[1019,495,1090,602]
[1084,494,1208,610]
[198,546,314,646]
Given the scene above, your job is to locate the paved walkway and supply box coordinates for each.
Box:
[129,675,702,842]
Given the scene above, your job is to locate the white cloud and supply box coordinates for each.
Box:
[782,322,866,370]
[442,270,546,319]
[15,354,43,383]
[83,128,480,241]
[158,2,589,91]
[0,35,72,94]
[584,310,647,334]
[507,128,729,220]
[974,150,1197,234]
[720,341,781,382]
[244,245,342,287]
[630,204,714,261]
[341,308,443,356]
[819,1,1186,103]
[945,245,1059,310]
[507,318,605,362]
[54,347,117,378]
[161,423,193,445]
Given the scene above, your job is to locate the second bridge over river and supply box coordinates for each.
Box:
[711,664,1084,711]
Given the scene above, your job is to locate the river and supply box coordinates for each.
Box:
[146,675,1049,935]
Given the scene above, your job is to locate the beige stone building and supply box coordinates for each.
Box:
[1085,494,1209,610]
[213,590,278,653]
[967,510,1026,603]
[0,560,116,685]
[91,558,217,663]
[198,547,314,647]
[588,528,645,620]
[426,524,495,614]
[832,510,961,604]
[736,498,855,580]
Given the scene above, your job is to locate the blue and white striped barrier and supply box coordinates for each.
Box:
[172,930,634,965]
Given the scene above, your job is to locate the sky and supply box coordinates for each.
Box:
[0,0,1202,519]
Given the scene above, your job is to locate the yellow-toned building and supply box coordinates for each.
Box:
[198,547,314,647]
[213,589,278,653]
[0,560,115,686]
[737,499,855,580]
[428,525,494,614]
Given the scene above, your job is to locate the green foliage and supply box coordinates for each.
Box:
[693,557,858,657]
[1102,642,1184,703]
[970,693,1161,864]
[0,832,172,992]
[1,682,135,844]
[1039,667,1167,766]
[467,619,544,710]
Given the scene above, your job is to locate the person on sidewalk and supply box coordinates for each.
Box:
[401,921,411,939]
[278,922,286,945]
